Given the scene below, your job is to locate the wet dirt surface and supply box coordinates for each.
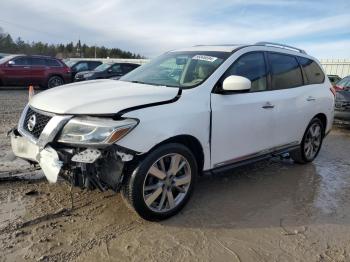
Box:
[1,89,350,261]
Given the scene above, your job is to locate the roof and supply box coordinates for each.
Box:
[173,45,244,53]
[173,42,308,55]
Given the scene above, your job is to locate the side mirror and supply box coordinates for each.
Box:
[8,60,15,67]
[222,75,251,92]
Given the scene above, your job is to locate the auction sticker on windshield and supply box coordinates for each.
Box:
[192,55,218,62]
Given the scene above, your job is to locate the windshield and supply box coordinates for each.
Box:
[120,51,230,88]
[94,63,111,72]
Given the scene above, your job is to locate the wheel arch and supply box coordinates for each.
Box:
[313,113,327,135]
[147,135,205,173]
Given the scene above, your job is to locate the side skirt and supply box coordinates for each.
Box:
[204,142,299,175]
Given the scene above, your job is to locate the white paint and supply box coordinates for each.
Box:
[15,44,335,173]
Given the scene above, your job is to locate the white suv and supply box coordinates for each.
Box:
[10,42,335,220]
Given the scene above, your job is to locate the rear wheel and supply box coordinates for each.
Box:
[290,118,324,164]
[121,143,197,221]
[47,76,64,88]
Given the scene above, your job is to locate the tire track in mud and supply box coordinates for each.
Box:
[39,220,144,262]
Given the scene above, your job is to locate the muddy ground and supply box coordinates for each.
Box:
[1,89,350,262]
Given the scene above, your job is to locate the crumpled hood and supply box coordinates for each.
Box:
[30,79,180,115]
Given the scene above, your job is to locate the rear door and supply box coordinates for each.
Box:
[211,52,275,167]
[30,57,47,85]
[265,52,307,146]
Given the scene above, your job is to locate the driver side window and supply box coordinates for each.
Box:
[223,52,267,92]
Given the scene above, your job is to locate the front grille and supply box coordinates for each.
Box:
[335,101,350,111]
[23,107,52,139]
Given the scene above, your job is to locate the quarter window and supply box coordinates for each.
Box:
[45,59,61,67]
[223,52,267,92]
[298,57,325,84]
[268,53,303,90]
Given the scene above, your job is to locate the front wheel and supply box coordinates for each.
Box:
[122,143,197,221]
[290,118,324,164]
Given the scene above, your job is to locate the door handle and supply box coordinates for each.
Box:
[23,66,30,69]
[262,102,275,109]
[306,96,316,101]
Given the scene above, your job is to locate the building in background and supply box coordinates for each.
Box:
[320,59,350,78]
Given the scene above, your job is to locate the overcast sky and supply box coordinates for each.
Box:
[0,0,349,58]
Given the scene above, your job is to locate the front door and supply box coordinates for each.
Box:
[211,52,275,168]
[3,56,31,86]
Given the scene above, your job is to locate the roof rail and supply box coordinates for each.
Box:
[193,44,243,47]
[255,42,307,54]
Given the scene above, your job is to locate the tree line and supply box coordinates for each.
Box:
[0,27,144,59]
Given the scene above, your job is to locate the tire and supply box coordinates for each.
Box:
[290,118,324,164]
[121,143,197,221]
[47,76,64,88]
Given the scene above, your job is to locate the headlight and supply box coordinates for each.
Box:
[57,117,138,145]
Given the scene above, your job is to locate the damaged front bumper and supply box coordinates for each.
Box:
[10,129,136,191]
[10,129,62,183]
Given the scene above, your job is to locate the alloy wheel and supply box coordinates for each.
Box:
[142,153,192,213]
[48,77,63,88]
[304,122,322,160]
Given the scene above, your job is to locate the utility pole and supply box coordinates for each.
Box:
[94,45,96,58]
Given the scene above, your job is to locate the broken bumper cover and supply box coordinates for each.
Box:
[10,129,136,191]
[10,130,62,183]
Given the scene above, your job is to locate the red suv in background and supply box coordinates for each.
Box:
[0,55,71,88]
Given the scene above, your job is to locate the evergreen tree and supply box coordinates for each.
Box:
[0,26,145,59]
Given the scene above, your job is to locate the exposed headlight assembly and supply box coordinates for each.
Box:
[57,117,138,145]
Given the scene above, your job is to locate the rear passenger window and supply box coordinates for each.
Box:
[268,53,303,90]
[31,58,46,66]
[298,57,325,84]
[223,52,267,92]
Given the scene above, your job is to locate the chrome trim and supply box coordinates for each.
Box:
[18,104,72,147]
[37,115,72,149]
[214,141,299,168]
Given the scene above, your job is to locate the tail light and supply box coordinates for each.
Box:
[64,66,71,73]
[330,86,336,98]
[334,85,343,91]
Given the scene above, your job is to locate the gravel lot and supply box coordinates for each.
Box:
[1,89,350,262]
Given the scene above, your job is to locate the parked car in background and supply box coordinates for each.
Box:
[335,88,350,121]
[328,74,342,86]
[334,76,350,91]
[65,60,102,80]
[0,55,71,88]
[74,62,140,81]
[334,76,350,121]
[10,42,334,221]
